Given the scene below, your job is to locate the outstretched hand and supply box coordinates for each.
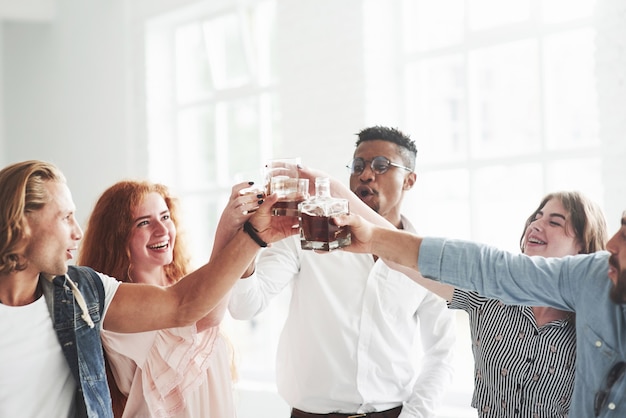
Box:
[248,193,300,245]
[211,181,267,261]
[333,212,377,254]
[220,181,266,230]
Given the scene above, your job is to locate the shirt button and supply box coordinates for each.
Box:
[596,341,603,347]
[608,402,616,410]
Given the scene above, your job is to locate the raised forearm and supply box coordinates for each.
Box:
[173,228,262,324]
[105,227,263,332]
[371,226,423,271]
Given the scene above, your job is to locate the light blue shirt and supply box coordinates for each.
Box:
[418,237,626,418]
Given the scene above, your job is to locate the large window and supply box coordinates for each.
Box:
[401,0,601,252]
[398,0,599,413]
[146,0,278,263]
[145,1,287,398]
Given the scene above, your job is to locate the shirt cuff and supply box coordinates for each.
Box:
[417,237,447,281]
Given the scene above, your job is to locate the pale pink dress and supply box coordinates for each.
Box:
[101,325,236,418]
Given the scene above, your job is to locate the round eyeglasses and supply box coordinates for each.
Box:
[347,156,413,176]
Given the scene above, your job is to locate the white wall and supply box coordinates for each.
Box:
[0,0,55,21]
[275,0,366,180]
[1,0,139,225]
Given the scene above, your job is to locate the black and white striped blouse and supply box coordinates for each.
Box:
[450,288,576,417]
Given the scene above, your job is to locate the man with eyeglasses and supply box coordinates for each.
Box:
[229,126,456,418]
[332,204,626,417]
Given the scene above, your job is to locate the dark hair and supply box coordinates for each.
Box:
[355,126,417,170]
[519,191,608,254]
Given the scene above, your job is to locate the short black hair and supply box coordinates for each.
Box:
[355,125,417,170]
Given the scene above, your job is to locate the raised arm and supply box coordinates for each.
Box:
[210,181,266,262]
[103,193,299,333]
[329,210,454,300]
[199,181,267,328]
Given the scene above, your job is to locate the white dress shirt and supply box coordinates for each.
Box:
[229,216,456,418]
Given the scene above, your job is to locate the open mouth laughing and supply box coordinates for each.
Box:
[147,240,169,251]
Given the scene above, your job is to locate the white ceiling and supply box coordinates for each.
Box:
[0,0,55,21]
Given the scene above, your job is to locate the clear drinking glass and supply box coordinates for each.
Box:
[264,157,309,216]
[299,177,351,251]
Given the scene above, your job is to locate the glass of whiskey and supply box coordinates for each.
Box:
[264,158,308,216]
[299,177,351,251]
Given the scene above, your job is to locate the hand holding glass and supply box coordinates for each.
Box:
[234,170,266,214]
[265,158,309,216]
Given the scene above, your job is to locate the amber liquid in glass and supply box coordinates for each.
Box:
[300,213,351,251]
[271,199,305,217]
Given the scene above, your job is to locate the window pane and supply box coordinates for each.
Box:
[468,0,531,30]
[468,40,541,158]
[405,169,471,239]
[203,13,251,89]
[180,194,222,267]
[218,97,262,184]
[546,157,604,205]
[544,28,599,149]
[175,22,214,103]
[251,0,277,85]
[403,0,464,52]
[541,0,596,24]
[266,93,282,156]
[472,163,544,252]
[177,105,216,189]
[405,55,467,163]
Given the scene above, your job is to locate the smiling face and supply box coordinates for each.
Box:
[522,198,582,258]
[127,192,176,284]
[349,140,416,227]
[608,211,626,304]
[23,181,83,277]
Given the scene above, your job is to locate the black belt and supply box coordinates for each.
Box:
[291,406,402,418]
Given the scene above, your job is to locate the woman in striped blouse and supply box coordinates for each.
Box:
[411,191,608,416]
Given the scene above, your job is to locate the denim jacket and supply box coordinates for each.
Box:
[40,266,113,418]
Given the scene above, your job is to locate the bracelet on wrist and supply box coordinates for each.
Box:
[243,221,268,248]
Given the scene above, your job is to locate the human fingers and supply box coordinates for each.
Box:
[333,213,373,254]
[246,194,299,244]
[232,181,265,215]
